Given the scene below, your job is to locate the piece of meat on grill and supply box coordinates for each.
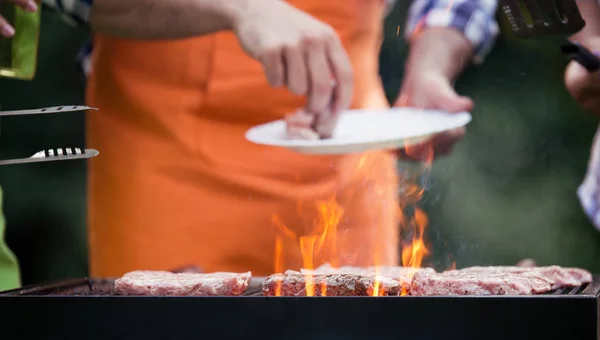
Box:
[262,272,406,296]
[114,270,251,296]
[301,263,434,285]
[410,270,553,296]
[443,266,592,289]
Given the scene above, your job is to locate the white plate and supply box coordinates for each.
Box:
[245,107,472,155]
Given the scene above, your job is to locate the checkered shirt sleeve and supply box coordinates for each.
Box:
[405,0,500,64]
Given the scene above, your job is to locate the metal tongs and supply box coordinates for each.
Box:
[500,0,600,72]
[0,105,100,166]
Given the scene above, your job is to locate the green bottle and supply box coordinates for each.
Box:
[0,2,40,80]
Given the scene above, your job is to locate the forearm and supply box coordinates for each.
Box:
[571,0,600,43]
[407,27,472,81]
[405,0,500,74]
[90,0,249,39]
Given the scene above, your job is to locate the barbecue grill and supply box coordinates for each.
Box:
[1,276,599,340]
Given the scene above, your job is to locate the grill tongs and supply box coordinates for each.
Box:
[0,105,99,166]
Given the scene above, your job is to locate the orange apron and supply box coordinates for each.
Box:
[86,0,399,277]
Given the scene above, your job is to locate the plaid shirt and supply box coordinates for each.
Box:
[43,0,499,75]
[578,131,600,230]
[406,0,499,64]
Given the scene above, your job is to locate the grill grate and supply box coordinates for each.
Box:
[2,276,600,297]
[550,283,588,295]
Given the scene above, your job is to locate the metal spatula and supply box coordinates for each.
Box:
[500,0,600,71]
[500,0,585,37]
[0,147,99,166]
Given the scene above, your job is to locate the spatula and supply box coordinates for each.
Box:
[500,0,600,71]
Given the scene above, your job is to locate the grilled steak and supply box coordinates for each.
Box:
[301,263,434,285]
[262,272,405,296]
[114,270,251,296]
[410,270,553,296]
[443,266,592,289]
[263,265,436,296]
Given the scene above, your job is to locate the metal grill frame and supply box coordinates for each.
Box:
[0,276,599,340]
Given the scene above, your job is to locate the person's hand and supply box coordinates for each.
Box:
[564,37,600,114]
[395,71,474,161]
[0,0,37,38]
[231,0,353,138]
[394,28,474,161]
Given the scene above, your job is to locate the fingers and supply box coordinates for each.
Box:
[564,60,593,98]
[0,16,14,38]
[0,0,38,38]
[287,126,320,140]
[261,49,285,87]
[10,0,37,12]
[407,75,474,113]
[565,60,600,112]
[285,110,319,140]
[309,34,352,138]
[290,32,351,139]
[305,41,332,113]
[326,35,353,114]
[394,92,411,107]
[284,44,308,95]
[285,110,315,127]
[394,76,470,161]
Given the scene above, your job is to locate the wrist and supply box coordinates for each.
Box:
[407,27,472,81]
[218,0,281,30]
[213,0,253,30]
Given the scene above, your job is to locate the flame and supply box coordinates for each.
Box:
[299,236,318,296]
[401,208,430,268]
[320,281,327,296]
[273,236,284,296]
[398,137,433,272]
[272,135,436,297]
[315,198,344,267]
[273,196,344,297]
[272,215,297,240]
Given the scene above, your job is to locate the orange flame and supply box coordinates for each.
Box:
[273,197,344,297]
[299,235,318,296]
[273,235,284,296]
[315,198,344,267]
[401,208,430,268]
[273,136,435,297]
[398,136,433,271]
